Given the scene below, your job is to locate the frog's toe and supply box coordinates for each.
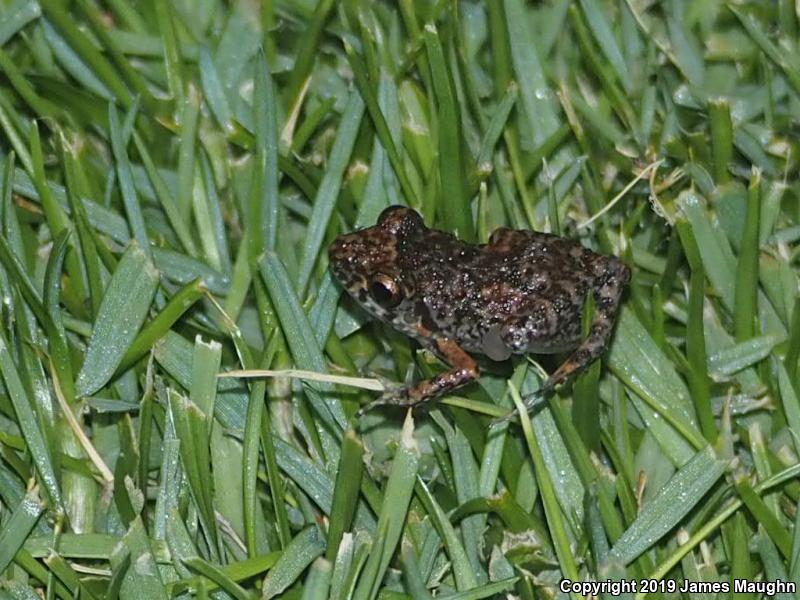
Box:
[366,370,402,391]
[490,410,517,426]
[358,380,411,416]
[490,388,549,426]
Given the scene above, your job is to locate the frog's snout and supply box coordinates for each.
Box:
[328,234,357,281]
[330,231,367,260]
[329,232,377,282]
[328,234,350,264]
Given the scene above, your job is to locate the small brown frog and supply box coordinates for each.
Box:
[329,206,630,418]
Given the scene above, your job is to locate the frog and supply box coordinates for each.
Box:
[328,205,630,420]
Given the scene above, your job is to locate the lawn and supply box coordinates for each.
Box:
[0,1,798,599]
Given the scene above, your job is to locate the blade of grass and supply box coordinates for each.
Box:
[503,0,561,144]
[0,0,41,45]
[708,98,733,184]
[262,526,326,599]
[729,5,800,95]
[344,40,416,203]
[183,557,253,600]
[133,132,197,256]
[352,412,419,600]
[176,84,200,221]
[610,446,727,566]
[284,0,335,108]
[73,0,156,110]
[108,104,149,253]
[506,384,580,590]
[300,558,332,600]
[734,476,792,559]
[430,412,486,585]
[326,429,365,561]
[39,0,133,107]
[676,222,717,442]
[607,308,705,459]
[423,23,473,239]
[296,91,364,294]
[120,517,169,599]
[76,243,159,396]
[153,0,184,107]
[260,253,346,430]
[168,388,219,558]
[249,50,280,258]
[579,0,632,91]
[734,169,761,341]
[199,45,232,132]
[0,46,61,119]
[62,135,104,317]
[0,328,63,509]
[0,488,44,574]
[29,122,87,307]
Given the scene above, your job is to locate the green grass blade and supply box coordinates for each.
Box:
[300,558,332,600]
[108,103,149,252]
[610,446,727,565]
[284,0,335,108]
[734,170,761,341]
[0,0,41,45]
[507,384,580,587]
[708,98,733,184]
[39,0,133,107]
[734,477,792,560]
[133,132,198,256]
[119,517,169,600]
[353,413,419,600]
[423,23,473,240]
[607,308,705,459]
[73,0,156,110]
[326,429,365,561]
[430,412,486,584]
[199,45,232,132]
[176,85,200,222]
[262,526,326,599]
[578,0,632,91]
[476,82,517,169]
[0,328,62,509]
[296,91,364,294]
[251,50,280,255]
[183,557,253,600]
[260,253,346,430]
[503,0,561,144]
[117,279,206,374]
[415,476,479,592]
[0,490,44,574]
[153,0,184,107]
[76,243,159,396]
[62,136,104,316]
[168,388,219,556]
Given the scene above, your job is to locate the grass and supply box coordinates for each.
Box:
[0,1,798,599]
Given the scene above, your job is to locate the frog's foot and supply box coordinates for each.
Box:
[491,386,551,425]
[357,374,413,416]
[359,338,481,417]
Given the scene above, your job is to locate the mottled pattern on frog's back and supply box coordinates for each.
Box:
[398,226,607,355]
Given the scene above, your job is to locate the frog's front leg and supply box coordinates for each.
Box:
[359,337,479,415]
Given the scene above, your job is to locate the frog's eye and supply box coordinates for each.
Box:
[369,274,402,308]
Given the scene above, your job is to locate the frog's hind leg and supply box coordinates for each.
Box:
[496,257,630,423]
[358,337,479,416]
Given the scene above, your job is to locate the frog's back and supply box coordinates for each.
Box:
[406,227,607,356]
